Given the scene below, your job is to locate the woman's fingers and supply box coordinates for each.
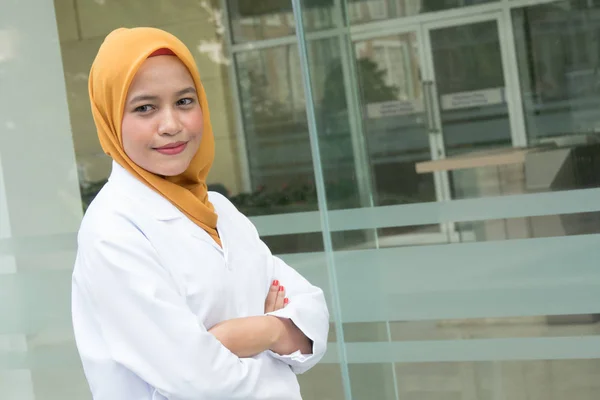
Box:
[265,280,289,313]
[274,285,286,311]
[264,280,280,313]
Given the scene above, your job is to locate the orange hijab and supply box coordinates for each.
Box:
[89,27,221,246]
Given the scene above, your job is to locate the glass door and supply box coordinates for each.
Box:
[352,28,456,244]
[351,11,523,243]
[420,12,521,200]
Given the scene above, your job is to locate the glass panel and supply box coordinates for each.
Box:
[307,359,600,399]
[235,37,364,215]
[227,0,296,43]
[227,0,502,43]
[310,38,367,211]
[512,1,600,150]
[348,363,397,399]
[348,0,498,25]
[227,0,338,43]
[293,0,600,398]
[235,45,316,215]
[394,360,600,400]
[1,1,86,398]
[430,20,511,156]
[342,314,600,342]
[505,0,600,202]
[298,364,346,400]
[354,33,436,207]
[428,20,513,202]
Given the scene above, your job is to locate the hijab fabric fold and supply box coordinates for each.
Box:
[89,27,221,246]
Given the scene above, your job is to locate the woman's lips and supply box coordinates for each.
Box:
[154,141,188,155]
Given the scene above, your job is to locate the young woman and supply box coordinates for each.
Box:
[71,27,329,400]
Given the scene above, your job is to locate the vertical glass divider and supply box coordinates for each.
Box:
[385,321,400,400]
[220,0,254,193]
[334,0,380,248]
[291,1,352,398]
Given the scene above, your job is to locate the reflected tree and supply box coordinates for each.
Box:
[321,57,399,114]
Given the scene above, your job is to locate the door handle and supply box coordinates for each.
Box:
[421,80,432,131]
[422,80,439,133]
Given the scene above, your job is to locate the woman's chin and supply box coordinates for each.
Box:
[148,160,191,177]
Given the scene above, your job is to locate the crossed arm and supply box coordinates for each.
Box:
[208,280,313,358]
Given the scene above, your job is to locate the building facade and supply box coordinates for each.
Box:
[2,0,600,399]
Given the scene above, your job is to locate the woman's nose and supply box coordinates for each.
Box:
[158,108,182,136]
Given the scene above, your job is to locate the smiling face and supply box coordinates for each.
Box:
[121,55,203,176]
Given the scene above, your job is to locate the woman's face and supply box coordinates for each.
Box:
[122,55,203,176]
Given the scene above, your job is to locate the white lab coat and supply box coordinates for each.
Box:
[72,162,329,400]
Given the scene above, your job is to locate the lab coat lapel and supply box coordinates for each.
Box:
[109,161,226,259]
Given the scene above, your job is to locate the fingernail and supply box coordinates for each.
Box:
[279,285,285,292]
[273,280,279,286]
[284,298,289,305]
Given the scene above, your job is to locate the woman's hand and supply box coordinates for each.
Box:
[264,279,288,313]
[209,279,312,358]
[208,280,290,358]
[264,280,312,356]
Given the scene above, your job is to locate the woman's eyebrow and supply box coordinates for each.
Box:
[128,87,196,104]
[176,87,197,96]
[128,94,159,104]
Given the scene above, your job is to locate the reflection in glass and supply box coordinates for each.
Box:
[235,45,315,215]
[513,1,600,149]
[235,38,362,215]
[507,1,600,202]
[227,0,338,43]
[227,0,501,42]
[227,0,295,43]
[430,20,511,157]
[353,33,436,207]
[239,1,600,399]
[347,0,498,25]
[341,313,600,342]
[426,19,518,214]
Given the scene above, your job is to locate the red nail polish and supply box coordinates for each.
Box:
[279,285,285,292]
[273,280,279,286]
[284,298,289,305]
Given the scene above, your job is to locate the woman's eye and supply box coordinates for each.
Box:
[177,98,194,106]
[134,104,154,113]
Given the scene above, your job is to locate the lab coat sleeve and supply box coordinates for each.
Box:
[238,212,330,374]
[265,255,330,374]
[74,231,270,400]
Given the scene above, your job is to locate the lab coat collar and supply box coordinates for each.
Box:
[108,161,183,221]
[107,162,226,256]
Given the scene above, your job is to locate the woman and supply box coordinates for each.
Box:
[71,27,329,400]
